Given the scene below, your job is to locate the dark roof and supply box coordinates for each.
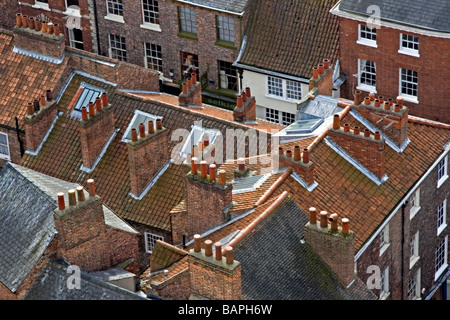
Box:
[181,0,249,13]
[233,196,376,300]
[24,259,147,300]
[236,0,339,78]
[339,0,450,33]
[0,162,61,293]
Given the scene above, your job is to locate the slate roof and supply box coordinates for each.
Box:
[179,0,249,13]
[24,259,147,300]
[234,196,376,300]
[338,0,450,33]
[236,0,339,78]
[0,31,68,129]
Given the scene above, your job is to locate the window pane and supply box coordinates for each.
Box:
[179,7,196,34]
[217,15,234,42]
[265,108,279,123]
[360,24,376,41]
[145,43,162,72]
[267,76,283,97]
[286,80,302,100]
[142,0,159,24]
[109,34,127,61]
[218,60,237,91]
[400,69,418,97]
[107,0,123,16]
[360,59,376,87]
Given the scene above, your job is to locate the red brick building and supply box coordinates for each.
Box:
[331,0,450,124]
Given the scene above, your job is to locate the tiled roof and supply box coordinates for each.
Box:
[0,31,68,129]
[24,259,147,300]
[338,0,450,33]
[20,74,284,232]
[236,0,339,78]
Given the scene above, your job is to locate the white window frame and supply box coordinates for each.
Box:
[266,76,302,102]
[437,155,448,188]
[0,132,11,161]
[398,33,420,57]
[105,0,124,23]
[399,68,419,104]
[357,24,377,48]
[380,267,390,300]
[140,0,161,32]
[437,199,447,236]
[144,232,164,254]
[407,269,421,300]
[144,42,163,72]
[434,236,448,281]
[33,0,50,10]
[410,188,421,219]
[108,34,127,61]
[379,223,390,256]
[357,59,377,93]
[64,0,81,16]
[68,28,84,50]
[409,231,420,269]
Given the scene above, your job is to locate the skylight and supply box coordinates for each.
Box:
[232,174,271,194]
[71,82,105,117]
[122,110,162,143]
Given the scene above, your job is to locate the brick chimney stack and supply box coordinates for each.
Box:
[328,114,386,179]
[233,87,256,123]
[188,234,242,300]
[303,210,355,287]
[352,92,409,148]
[276,145,315,186]
[78,93,115,170]
[179,71,202,107]
[53,179,109,272]
[309,59,334,96]
[127,118,170,197]
[13,13,65,61]
[24,90,58,153]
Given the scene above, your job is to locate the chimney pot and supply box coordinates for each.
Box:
[309,207,317,225]
[200,161,208,178]
[87,179,96,196]
[302,148,310,164]
[156,118,163,130]
[191,157,198,174]
[384,102,391,111]
[81,107,88,121]
[33,99,40,112]
[192,71,197,85]
[320,211,328,228]
[364,128,371,137]
[396,96,404,108]
[329,213,339,231]
[343,123,350,133]
[192,144,198,157]
[41,21,47,33]
[353,126,360,135]
[76,186,85,202]
[139,123,146,138]
[374,131,381,140]
[318,64,325,74]
[46,89,53,101]
[53,23,60,37]
[95,96,102,112]
[354,90,362,106]
[47,22,54,35]
[237,157,245,171]
[203,133,210,146]
[57,192,65,210]
[369,92,375,101]
[342,218,350,234]
[241,91,247,103]
[294,145,301,161]
[215,242,223,261]
[40,95,46,107]
[374,99,380,108]
[394,104,401,113]
[323,59,330,69]
[209,164,216,181]
[387,98,394,106]
[312,67,319,79]
[245,87,251,98]
[278,146,284,155]
[35,20,42,32]
[88,102,95,116]
[236,95,243,108]
[198,141,204,152]
[204,240,213,257]
[27,102,34,115]
[21,15,28,28]
[225,246,234,265]
[182,83,188,94]
[16,13,22,27]
[378,96,384,104]
[131,128,138,142]
[148,120,155,134]
[364,97,371,105]
[333,114,340,130]
[101,93,108,107]
[286,150,292,158]
[218,170,226,185]
[193,234,202,252]
[187,77,192,89]
[68,189,77,206]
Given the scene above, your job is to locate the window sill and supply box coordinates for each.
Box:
[63,8,81,17]
[215,40,237,50]
[437,223,447,236]
[435,263,448,281]
[356,84,377,94]
[357,39,378,48]
[409,256,420,270]
[140,23,161,32]
[410,206,421,220]
[104,14,124,23]
[379,243,390,257]
[177,31,198,41]
[32,2,50,11]
[265,94,301,104]
[398,49,420,58]
[401,95,419,104]
[0,154,10,161]
[437,175,448,189]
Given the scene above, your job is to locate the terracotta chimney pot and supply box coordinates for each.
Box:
[309,207,317,225]
[320,211,328,228]
[204,240,213,257]
[57,192,65,210]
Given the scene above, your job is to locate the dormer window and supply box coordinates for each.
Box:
[71,83,105,118]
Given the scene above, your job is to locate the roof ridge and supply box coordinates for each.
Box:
[407,115,450,129]
[254,168,292,207]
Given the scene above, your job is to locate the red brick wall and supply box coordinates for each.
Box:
[24,101,58,153]
[356,159,450,299]
[339,18,450,123]
[94,0,245,89]
[0,127,23,164]
[0,0,19,29]
[148,269,191,300]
